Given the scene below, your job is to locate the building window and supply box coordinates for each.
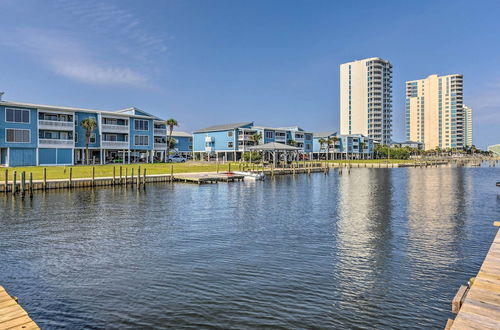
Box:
[265,131,274,139]
[6,108,30,123]
[6,129,30,143]
[89,133,96,144]
[228,131,233,137]
[134,135,149,146]
[134,120,149,131]
[228,141,233,148]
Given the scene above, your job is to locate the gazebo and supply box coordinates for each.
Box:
[248,142,301,167]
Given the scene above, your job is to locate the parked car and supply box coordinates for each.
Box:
[167,155,187,163]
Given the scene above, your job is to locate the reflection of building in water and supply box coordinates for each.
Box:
[406,167,470,273]
[334,168,394,307]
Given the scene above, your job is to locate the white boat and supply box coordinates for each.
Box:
[233,171,266,181]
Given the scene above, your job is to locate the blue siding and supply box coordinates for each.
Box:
[0,149,6,164]
[39,148,57,165]
[193,130,236,152]
[0,105,38,149]
[9,148,36,166]
[173,136,192,152]
[75,112,100,148]
[130,118,154,150]
[57,148,72,164]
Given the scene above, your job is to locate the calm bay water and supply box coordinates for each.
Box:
[1,166,499,329]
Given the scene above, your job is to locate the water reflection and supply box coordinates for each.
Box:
[0,168,498,329]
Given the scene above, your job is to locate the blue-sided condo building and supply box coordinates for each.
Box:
[192,122,314,161]
[0,97,183,166]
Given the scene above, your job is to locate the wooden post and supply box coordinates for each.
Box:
[125,168,128,186]
[131,168,135,186]
[43,168,47,191]
[92,167,95,186]
[216,162,219,174]
[143,168,147,190]
[170,165,174,183]
[13,171,17,193]
[4,169,8,193]
[137,168,141,190]
[69,168,73,188]
[29,172,33,195]
[113,167,116,185]
[21,171,25,197]
[119,166,123,184]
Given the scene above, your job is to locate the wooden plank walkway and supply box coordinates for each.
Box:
[0,286,39,330]
[174,172,244,184]
[448,224,500,329]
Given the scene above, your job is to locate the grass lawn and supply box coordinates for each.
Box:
[1,162,237,181]
[0,159,424,180]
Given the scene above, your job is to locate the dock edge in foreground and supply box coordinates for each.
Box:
[0,286,39,330]
[446,223,500,329]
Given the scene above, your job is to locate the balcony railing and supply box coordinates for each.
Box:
[101,124,129,133]
[154,128,167,136]
[101,141,129,149]
[154,142,167,149]
[39,139,74,147]
[38,120,74,130]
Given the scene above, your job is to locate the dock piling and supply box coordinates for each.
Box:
[170,165,174,183]
[21,171,26,197]
[13,171,17,194]
[4,169,8,193]
[43,168,47,190]
[69,168,73,188]
[92,167,95,186]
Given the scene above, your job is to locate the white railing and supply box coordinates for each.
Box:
[154,128,167,135]
[101,141,129,149]
[275,135,286,141]
[205,146,214,152]
[38,120,74,130]
[295,137,305,142]
[39,139,74,147]
[205,136,214,143]
[154,143,167,149]
[101,124,129,133]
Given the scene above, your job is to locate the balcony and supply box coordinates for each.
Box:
[38,120,74,131]
[101,141,129,149]
[154,142,167,149]
[275,135,286,141]
[39,139,74,147]
[101,124,129,134]
[154,128,167,136]
[205,136,214,143]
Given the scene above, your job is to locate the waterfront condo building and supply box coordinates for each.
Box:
[464,105,473,147]
[312,132,375,160]
[0,97,188,166]
[405,74,464,150]
[340,57,393,144]
[192,122,313,161]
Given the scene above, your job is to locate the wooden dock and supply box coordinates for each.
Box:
[174,172,244,184]
[0,286,39,330]
[446,223,500,329]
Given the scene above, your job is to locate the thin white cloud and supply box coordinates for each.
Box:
[0,28,151,88]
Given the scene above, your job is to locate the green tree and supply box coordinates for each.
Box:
[80,117,97,165]
[318,137,327,160]
[165,118,178,157]
[249,133,262,146]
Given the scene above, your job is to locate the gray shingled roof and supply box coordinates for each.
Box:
[313,131,337,138]
[249,142,301,151]
[193,122,254,133]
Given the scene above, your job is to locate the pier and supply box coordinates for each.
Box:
[0,286,39,330]
[446,223,500,329]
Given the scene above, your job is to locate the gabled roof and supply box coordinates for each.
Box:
[313,131,337,138]
[249,142,301,151]
[193,121,254,133]
[115,107,163,120]
[171,131,192,137]
[0,101,158,119]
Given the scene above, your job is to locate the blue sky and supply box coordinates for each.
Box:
[0,0,499,148]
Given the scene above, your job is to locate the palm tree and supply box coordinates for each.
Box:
[80,117,97,165]
[331,136,339,160]
[287,139,297,146]
[318,138,327,160]
[167,137,176,150]
[165,118,178,158]
[360,142,366,160]
[249,133,262,146]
